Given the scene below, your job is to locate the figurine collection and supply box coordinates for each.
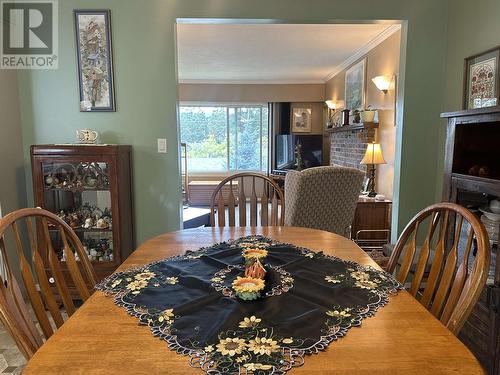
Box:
[44,162,110,190]
[56,203,112,230]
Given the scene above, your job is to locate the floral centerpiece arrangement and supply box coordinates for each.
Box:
[232,241,271,300]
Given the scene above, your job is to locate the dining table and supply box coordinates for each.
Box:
[23,226,485,374]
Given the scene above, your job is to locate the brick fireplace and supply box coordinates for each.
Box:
[329,128,375,172]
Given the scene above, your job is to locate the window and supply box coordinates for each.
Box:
[179,104,269,173]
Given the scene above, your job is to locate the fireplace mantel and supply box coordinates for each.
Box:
[326,121,378,133]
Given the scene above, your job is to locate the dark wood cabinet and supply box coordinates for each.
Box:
[441,107,500,375]
[351,198,392,249]
[30,145,134,286]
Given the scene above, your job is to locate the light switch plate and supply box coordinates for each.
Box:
[157,138,167,153]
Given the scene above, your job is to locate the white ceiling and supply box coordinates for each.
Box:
[176,23,399,84]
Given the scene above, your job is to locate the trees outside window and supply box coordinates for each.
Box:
[180,105,269,173]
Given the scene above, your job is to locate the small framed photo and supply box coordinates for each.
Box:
[463,46,500,109]
[74,9,116,112]
[291,108,312,133]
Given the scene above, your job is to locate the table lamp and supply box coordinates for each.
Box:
[360,142,386,197]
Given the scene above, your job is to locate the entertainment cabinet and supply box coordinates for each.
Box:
[441,107,500,375]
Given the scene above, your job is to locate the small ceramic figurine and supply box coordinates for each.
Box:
[68,213,80,228]
[478,166,490,178]
[85,177,98,188]
[83,217,93,229]
[468,165,480,176]
[96,218,109,229]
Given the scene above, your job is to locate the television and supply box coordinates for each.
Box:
[275,134,322,170]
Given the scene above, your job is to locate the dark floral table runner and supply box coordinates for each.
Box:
[97,236,403,374]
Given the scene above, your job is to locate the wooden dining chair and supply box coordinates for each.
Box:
[387,203,490,335]
[210,173,285,227]
[0,208,98,359]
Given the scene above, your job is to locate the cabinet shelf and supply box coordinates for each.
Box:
[452,173,500,184]
[43,187,110,193]
[48,227,113,233]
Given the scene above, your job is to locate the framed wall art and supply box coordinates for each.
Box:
[463,46,500,109]
[291,108,312,133]
[345,58,366,111]
[74,9,116,112]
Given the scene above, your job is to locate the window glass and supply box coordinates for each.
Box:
[180,105,268,173]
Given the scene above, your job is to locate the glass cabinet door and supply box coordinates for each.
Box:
[42,161,114,263]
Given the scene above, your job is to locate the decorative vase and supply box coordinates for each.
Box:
[363,110,376,123]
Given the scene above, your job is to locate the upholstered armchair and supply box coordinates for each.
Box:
[284,166,364,237]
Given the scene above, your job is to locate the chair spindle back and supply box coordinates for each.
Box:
[210,173,284,227]
[0,208,98,359]
[387,203,490,335]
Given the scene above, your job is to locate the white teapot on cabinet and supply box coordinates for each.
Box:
[76,129,99,144]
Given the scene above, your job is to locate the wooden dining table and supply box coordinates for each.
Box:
[24,227,485,374]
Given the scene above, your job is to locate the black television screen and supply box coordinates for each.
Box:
[276,135,294,169]
[275,134,322,170]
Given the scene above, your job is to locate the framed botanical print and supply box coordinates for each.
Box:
[291,108,312,133]
[74,10,116,112]
[463,47,500,109]
[345,58,366,111]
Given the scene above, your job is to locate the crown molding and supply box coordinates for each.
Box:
[178,79,326,85]
[178,23,402,85]
[322,24,401,83]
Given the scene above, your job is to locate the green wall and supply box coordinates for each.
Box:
[18,0,450,245]
[435,0,500,199]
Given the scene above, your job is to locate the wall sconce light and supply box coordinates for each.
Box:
[325,100,336,110]
[325,100,336,128]
[325,100,346,128]
[371,75,393,94]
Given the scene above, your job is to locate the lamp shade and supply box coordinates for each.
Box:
[360,142,386,165]
[371,75,392,93]
[325,100,336,109]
